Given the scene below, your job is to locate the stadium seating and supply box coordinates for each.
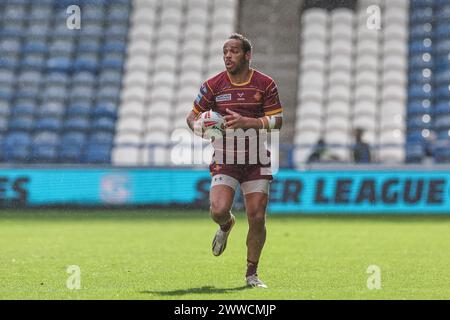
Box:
[1,0,448,166]
[0,0,130,164]
[113,0,238,165]
[294,0,409,164]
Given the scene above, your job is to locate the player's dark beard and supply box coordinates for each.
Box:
[229,59,247,75]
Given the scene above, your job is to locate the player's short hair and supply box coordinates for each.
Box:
[228,33,252,53]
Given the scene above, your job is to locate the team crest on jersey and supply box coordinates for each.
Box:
[254,92,262,102]
[215,94,232,102]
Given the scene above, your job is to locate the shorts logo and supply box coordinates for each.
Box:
[215,94,232,102]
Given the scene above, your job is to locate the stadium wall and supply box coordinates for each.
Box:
[1,166,449,214]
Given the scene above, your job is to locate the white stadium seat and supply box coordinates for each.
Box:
[112,146,140,165]
[117,116,144,133]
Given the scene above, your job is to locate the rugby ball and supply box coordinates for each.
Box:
[198,110,225,140]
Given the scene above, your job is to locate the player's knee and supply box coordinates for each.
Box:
[210,202,231,220]
[248,211,266,228]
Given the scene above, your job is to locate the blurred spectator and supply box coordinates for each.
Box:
[352,128,371,163]
[307,139,340,163]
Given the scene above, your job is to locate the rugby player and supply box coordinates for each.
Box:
[186,33,283,288]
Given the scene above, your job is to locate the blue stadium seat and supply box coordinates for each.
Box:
[0,69,15,85]
[38,102,66,118]
[59,131,87,162]
[92,117,116,132]
[434,101,450,115]
[22,41,48,54]
[61,131,87,147]
[434,145,450,163]
[3,5,26,23]
[27,25,50,40]
[436,4,450,21]
[410,0,434,8]
[31,131,60,162]
[406,144,425,163]
[21,53,46,70]
[407,130,427,144]
[29,6,54,22]
[83,6,105,21]
[0,55,19,69]
[408,116,432,130]
[408,69,432,83]
[0,86,14,100]
[6,0,29,5]
[434,69,450,84]
[0,118,8,134]
[101,53,124,70]
[80,24,104,39]
[49,40,75,55]
[0,39,21,54]
[84,144,111,163]
[96,86,120,102]
[0,100,11,117]
[70,86,95,102]
[11,102,37,117]
[433,115,450,130]
[407,100,431,116]
[47,57,72,72]
[102,40,126,53]
[3,131,31,162]
[105,24,128,39]
[35,116,63,132]
[107,5,131,23]
[89,131,114,145]
[9,116,34,131]
[73,53,99,72]
[98,70,122,85]
[52,24,78,39]
[66,103,91,117]
[77,40,102,53]
[41,86,67,102]
[1,25,25,38]
[92,102,118,119]
[72,71,97,86]
[410,7,434,23]
[64,116,90,131]
[408,53,433,69]
[15,86,39,100]
[410,23,433,39]
[409,39,433,54]
[45,72,70,87]
[435,40,450,55]
[408,83,433,100]
[434,22,450,38]
[435,86,450,99]
[55,0,83,8]
[17,71,42,86]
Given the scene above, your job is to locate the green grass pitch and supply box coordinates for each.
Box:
[0,209,449,300]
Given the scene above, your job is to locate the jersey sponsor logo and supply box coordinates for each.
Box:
[201,84,208,95]
[215,93,232,102]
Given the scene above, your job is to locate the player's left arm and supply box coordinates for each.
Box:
[224,80,283,130]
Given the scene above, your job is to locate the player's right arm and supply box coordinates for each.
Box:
[186,81,215,134]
